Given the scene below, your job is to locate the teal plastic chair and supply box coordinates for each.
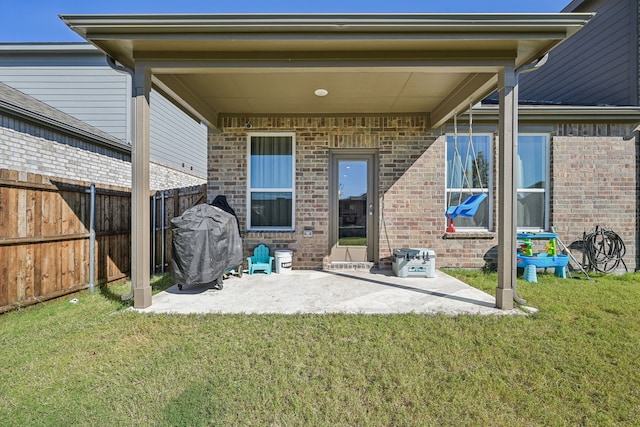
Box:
[247,244,274,275]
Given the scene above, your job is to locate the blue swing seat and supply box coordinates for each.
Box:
[446,193,487,220]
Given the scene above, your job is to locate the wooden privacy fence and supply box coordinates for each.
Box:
[150,185,209,274]
[0,169,206,312]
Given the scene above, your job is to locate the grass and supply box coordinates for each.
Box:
[0,271,639,426]
[338,237,367,246]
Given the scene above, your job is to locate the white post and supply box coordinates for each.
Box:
[496,65,518,310]
[132,66,152,309]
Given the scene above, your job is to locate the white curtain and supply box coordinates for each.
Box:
[250,136,292,188]
[250,136,293,227]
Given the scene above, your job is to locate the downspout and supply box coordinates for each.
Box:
[106,56,135,97]
[510,53,549,306]
[516,54,549,79]
[107,55,136,301]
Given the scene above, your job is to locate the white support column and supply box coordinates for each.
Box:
[132,66,152,309]
[496,65,518,310]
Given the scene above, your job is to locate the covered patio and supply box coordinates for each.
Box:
[135,269,526,315]
[61,13,592,310]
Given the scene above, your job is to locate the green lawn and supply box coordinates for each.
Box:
[338,236,367,246]
[0,271,638,426]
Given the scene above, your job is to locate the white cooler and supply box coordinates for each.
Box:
[392,248,436,278]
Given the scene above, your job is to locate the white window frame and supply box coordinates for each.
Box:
[445,133,494,231]
[246,132,296,232]
[517,133,550,232]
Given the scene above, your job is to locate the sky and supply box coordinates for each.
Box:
[1,0,572,43]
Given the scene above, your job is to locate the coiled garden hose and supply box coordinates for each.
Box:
[583,226,627,274]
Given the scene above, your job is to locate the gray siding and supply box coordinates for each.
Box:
[0,66,130,140]
[520,0,638,106]
[150,90,208,177]
[0,43,207,178]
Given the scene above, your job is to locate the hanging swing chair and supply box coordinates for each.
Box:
[446,102,487,233]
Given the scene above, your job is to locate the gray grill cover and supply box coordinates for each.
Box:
[170,204,243,287]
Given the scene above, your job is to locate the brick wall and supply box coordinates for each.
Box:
[1,112,205,190]
[209,115,494,269]
[209,115,638,272]
[550,123,638,271]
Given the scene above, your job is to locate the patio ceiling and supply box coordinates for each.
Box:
[60,13,593,129]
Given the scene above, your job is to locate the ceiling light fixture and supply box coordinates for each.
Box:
[314,88,328,97]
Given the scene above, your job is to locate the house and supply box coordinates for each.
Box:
[0,81,211,309]
[0,42,207,184]
[60,12,640,310]
[0,81,204,190]
[520,0,640,107]
[0,80,130,185]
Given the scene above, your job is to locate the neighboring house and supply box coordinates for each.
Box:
[520,0,639,106]
[0,42,207,181]
[60,12,640,310]
[0,81,211,310]
[0,81,203,190]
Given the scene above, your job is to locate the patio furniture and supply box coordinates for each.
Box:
[247,244,274,275]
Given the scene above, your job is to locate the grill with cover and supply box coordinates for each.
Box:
[170,203,243,290]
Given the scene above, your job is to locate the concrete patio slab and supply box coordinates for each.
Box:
[134,269,526,316]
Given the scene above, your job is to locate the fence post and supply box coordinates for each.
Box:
[152,192,157,275]
[89,183,96,292]
[161,190,166,274]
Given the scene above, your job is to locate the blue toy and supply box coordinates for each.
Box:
[445,193,487,233]
[247,244,274,275]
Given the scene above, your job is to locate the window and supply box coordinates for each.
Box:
[517,134,549,231]
[446,134,492,230]
[445,132,550,232]
[247,133,295,231]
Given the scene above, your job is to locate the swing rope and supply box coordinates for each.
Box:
[447,112,462,208]
[467,101,484,190]
[448,101,483,207]
[459,100,484,193]
[446,100,487,232]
